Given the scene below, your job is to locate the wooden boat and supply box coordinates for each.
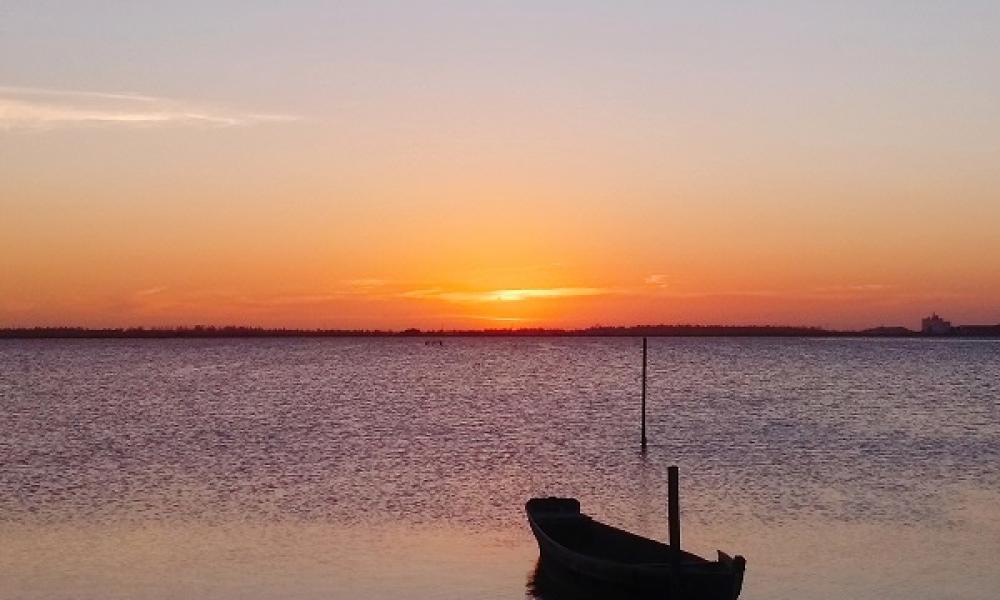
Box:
[525,467,745,600]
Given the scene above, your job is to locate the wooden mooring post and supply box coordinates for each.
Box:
[641,336,648,450]
[668,465,683,594]
[668,465,681,560]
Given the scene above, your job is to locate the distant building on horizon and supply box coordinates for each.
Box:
[921,313,953,335]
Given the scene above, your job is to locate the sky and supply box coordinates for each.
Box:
[2,1,999,330]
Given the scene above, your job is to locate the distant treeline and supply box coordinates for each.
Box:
[2,324,999,339]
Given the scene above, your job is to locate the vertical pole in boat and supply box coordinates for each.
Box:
[641,336,647,450]
[668,465,681,561]
[668,465,682,594]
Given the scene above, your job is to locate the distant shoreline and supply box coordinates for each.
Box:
[2,324,999,339]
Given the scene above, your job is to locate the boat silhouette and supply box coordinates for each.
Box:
[526,467,745,599]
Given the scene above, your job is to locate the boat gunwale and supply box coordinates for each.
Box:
[525,499,735,576]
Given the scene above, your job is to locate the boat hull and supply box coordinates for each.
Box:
[526,498,745,600]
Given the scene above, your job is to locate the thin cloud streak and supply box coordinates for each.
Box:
[134,286,168,297]
[644,274,671,288]
[400,287,609,303]
[0,86,161,102]
[812,283,894,293]
[0,86,298,130]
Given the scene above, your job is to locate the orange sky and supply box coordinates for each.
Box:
[2,3,999,330]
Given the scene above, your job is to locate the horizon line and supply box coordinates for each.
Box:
[3,322,999,339]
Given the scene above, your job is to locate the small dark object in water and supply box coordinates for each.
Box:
[525,472,745,599]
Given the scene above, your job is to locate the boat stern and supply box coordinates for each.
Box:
[525,497,581,518]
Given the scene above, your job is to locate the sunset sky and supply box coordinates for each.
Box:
[2,1,999,329]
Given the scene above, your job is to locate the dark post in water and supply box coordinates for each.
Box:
[641,337,648,449]
[668,465,681,561]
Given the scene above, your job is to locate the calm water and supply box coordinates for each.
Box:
[1,337,998,600]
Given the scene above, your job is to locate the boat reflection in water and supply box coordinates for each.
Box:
[527,558,586,600]
[527,557,630,600]
[527,553,745,600]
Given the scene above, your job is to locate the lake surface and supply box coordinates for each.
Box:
[1,337,998,600]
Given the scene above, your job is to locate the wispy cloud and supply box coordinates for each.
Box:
[400,287,609,303]
[650,289,784,299]
[813,283,893,293]
[340,278,391,289]
[466,315,533,322]
[0,86,298,130]
[134,286,168,297]
[644,274,671,288]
